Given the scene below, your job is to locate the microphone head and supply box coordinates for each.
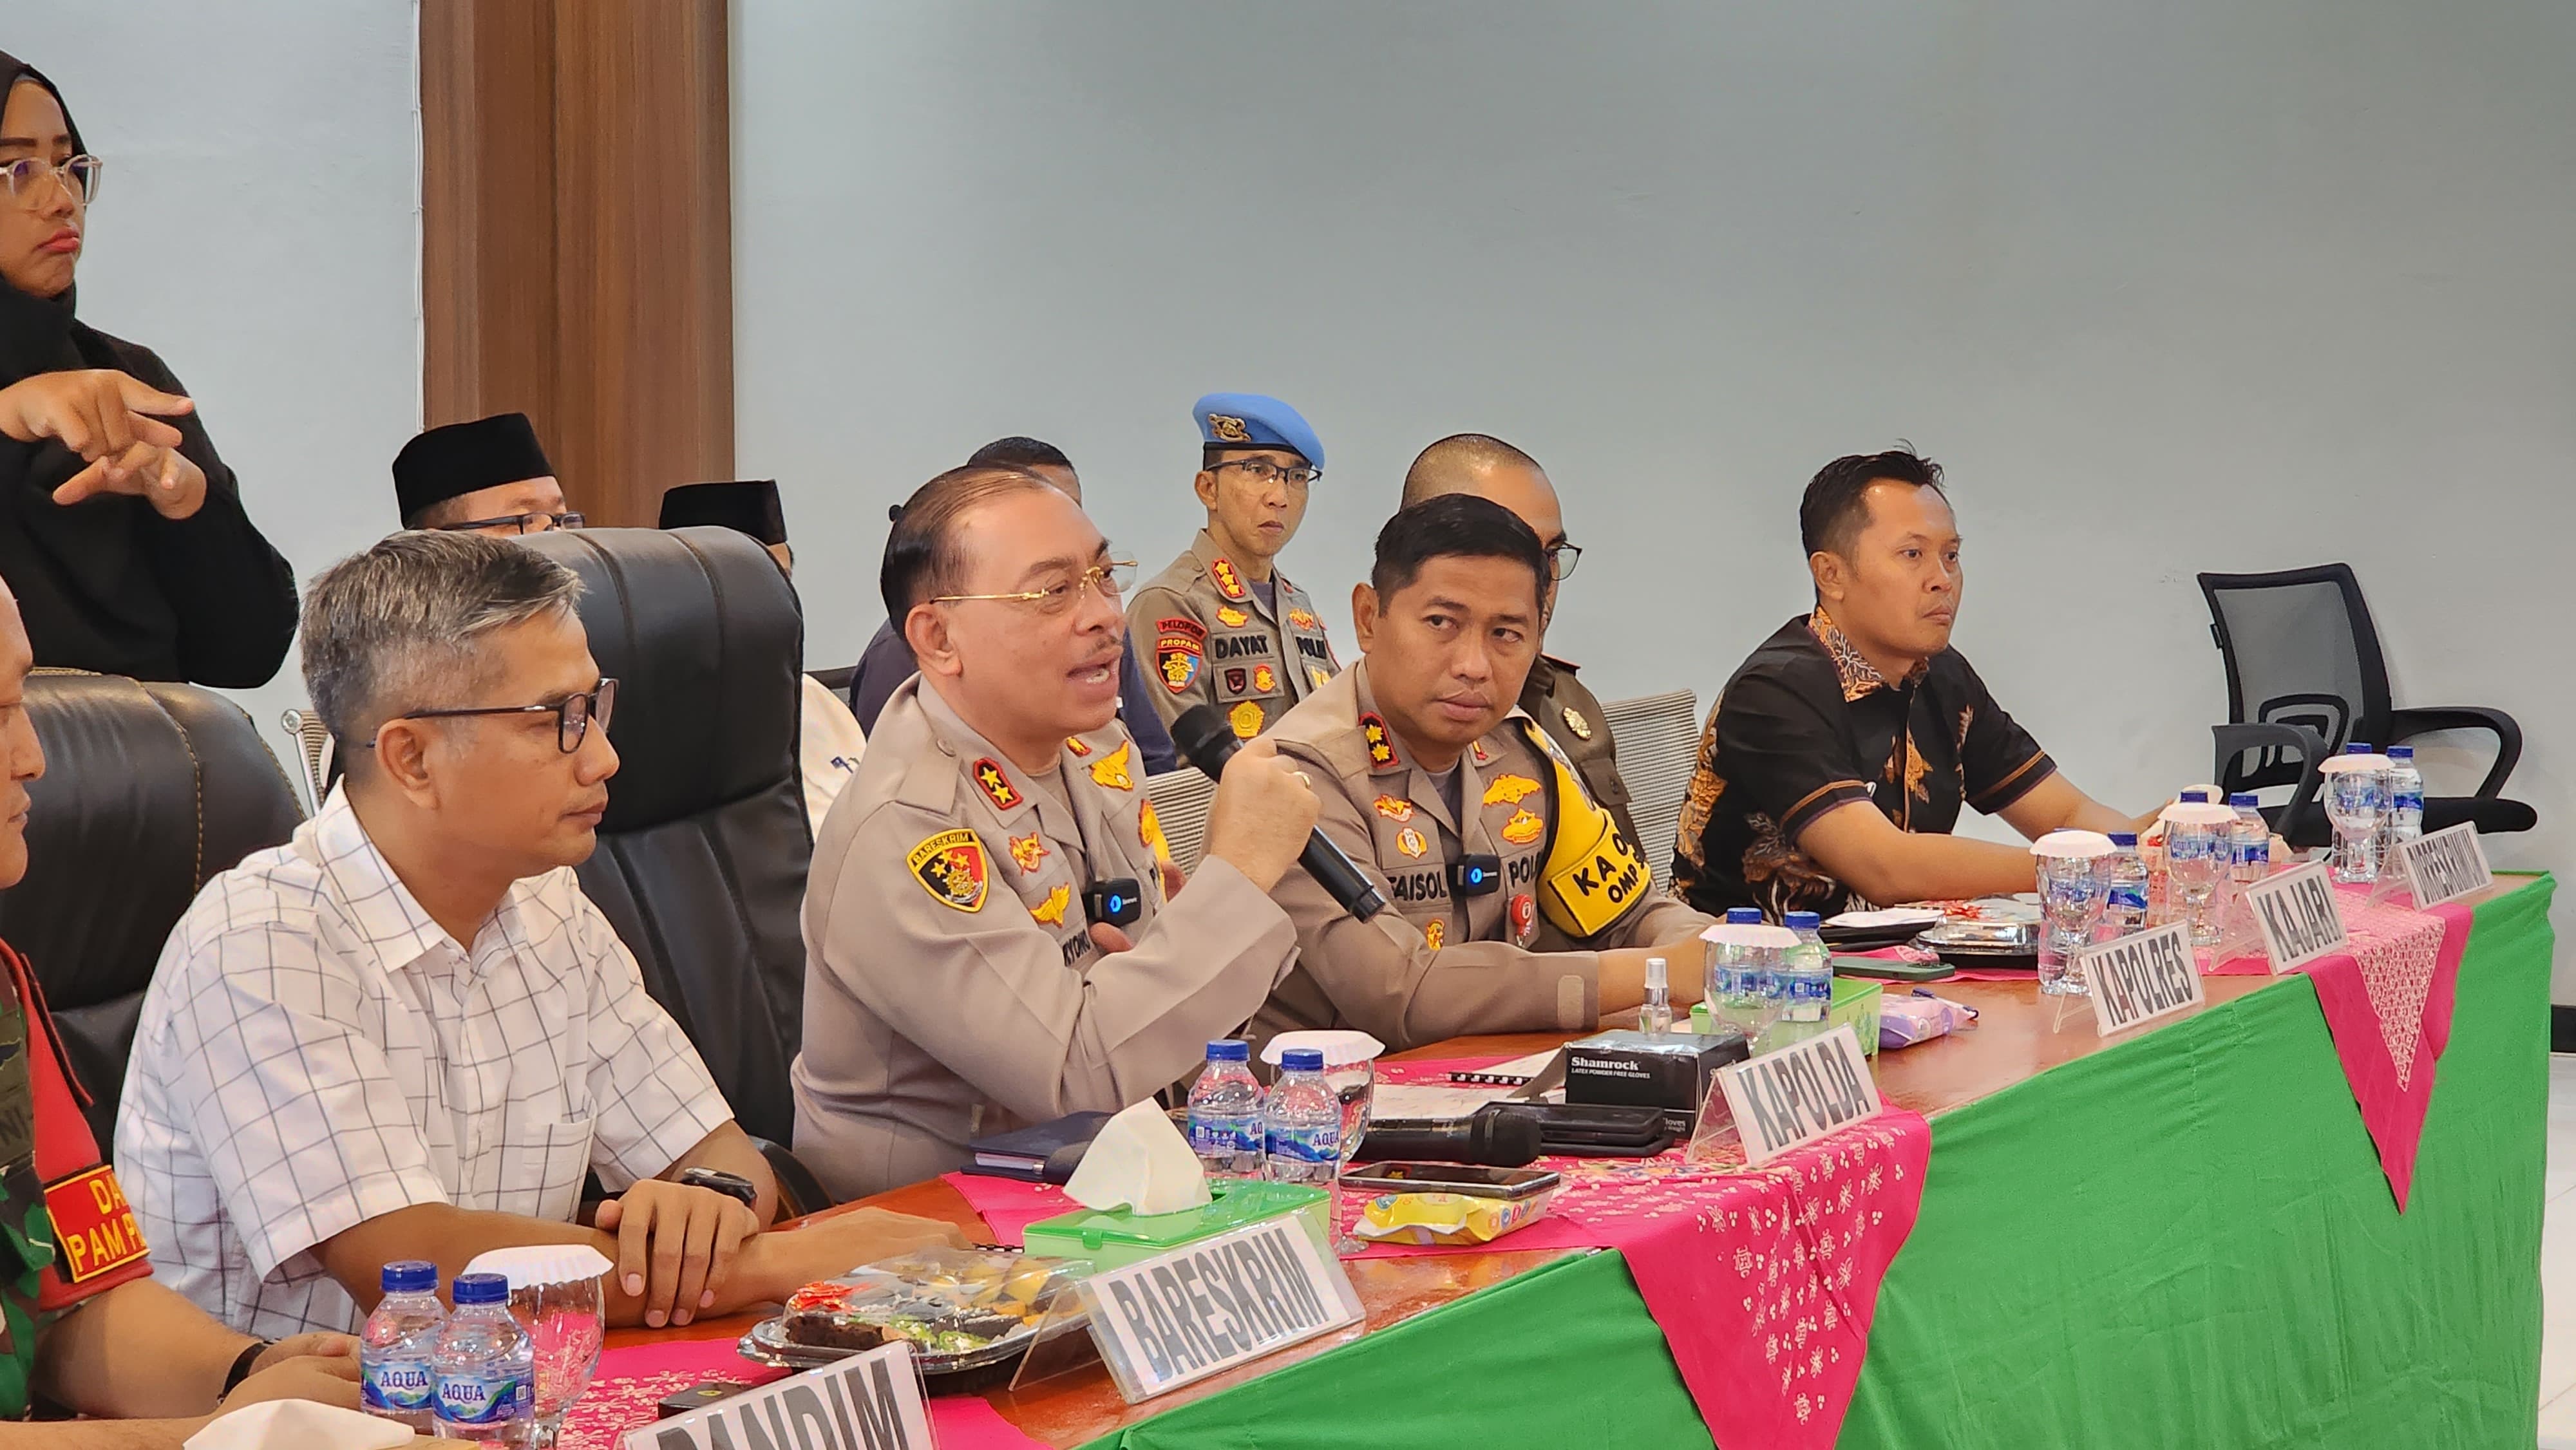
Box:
[1168,704,1240,775]
[1470,1106,1545,1166]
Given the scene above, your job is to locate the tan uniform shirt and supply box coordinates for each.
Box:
[792,677,1300,1200]
[1255,662,1712,1053]
[1128,529,1341,739]
[1522,653,1638,850]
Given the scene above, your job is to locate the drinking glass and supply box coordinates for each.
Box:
[2166,817,2228,948]
[2035,852,2108,994]
[513,1272,605,1449]
[2325,767,2389,885]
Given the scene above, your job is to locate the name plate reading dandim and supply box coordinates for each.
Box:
[2076,922,2204,1037]
[629,1340,929,1450]
[2400,823,2492,909]
[2245,861,2349,974]
[1714,1022,1884,1165]
[1076,1216,1363,1404]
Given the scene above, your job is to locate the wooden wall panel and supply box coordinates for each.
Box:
[420,0,732,527]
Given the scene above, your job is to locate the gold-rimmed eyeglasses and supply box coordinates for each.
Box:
[931,561,1137,617]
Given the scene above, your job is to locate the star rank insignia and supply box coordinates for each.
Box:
[1359,713,1398,770]
[971,757,1023,811]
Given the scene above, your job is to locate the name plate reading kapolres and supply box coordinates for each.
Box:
[1075,1216,1363,1404]
[2245,862,2349,974]
[628,1340,929,1450]
[2076,922,2204,1037]
[1714,1022,1883,1166]
[2400,823,2493,909]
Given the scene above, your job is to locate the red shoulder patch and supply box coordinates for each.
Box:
[1359,713,1399,771]
[971,757,1023,811]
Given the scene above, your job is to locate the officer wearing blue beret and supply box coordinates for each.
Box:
[1126,393,1342,740]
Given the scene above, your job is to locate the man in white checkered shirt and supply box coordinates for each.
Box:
[117,532,961,1338]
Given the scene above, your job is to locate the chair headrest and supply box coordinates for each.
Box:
[518,527,804,833]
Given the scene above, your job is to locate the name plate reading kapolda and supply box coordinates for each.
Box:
[627,1339,929,1450]
[2076,922,2204,1037]
[2245,861,2349,974]
[1714,1022,1883,1166]
[2400,823,2493,909]
[1075,1216,1363,1404]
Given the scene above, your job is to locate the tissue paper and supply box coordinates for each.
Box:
[185,1400,415,1450]
[463,1243,612,1289]
[1063,1099,1212,1216]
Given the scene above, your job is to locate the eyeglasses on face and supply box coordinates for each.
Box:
[1210,458,1319,489]
[370,679,618,755]
[0,155,102,207]
[1546,542,1583,581]
[931,560,1137,616]
[432,511,586,535]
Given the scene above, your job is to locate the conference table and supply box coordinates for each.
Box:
[614,874,2554,1449]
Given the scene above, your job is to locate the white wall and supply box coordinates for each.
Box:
[10,4,421,757]
[735,0,2576,988]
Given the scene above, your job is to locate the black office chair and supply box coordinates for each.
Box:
[0,672,303,1147]
[520,526,831,1212]
[2199,563,2535,849]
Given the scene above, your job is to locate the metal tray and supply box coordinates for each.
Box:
[739,1312,1044,1377]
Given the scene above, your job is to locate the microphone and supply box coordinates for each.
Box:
[1352,1104,1544,1166]
[1170,704,1388,921]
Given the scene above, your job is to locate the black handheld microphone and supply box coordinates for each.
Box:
[1170,704,1388,921]
[1352,1104,1545,1166]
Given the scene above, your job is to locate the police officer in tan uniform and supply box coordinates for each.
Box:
[1128,393,1341,741]
[794,464,1321,1200]
[1400,433,1637,845]
[1256,495,1711,1053]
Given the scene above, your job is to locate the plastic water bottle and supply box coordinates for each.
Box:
[1772,912,1832,1046]
[1708,908,1775,1042]
[2227,793,2270,887]
[433,1273,533,1444]
[2385,746,2424,854]
[1262,1048,1341,1187]
[360,1260,445,1433]
[2103,833,2148,939]
[1186,1039,1265,1178]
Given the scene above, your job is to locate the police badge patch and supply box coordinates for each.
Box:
[907,829,989,912]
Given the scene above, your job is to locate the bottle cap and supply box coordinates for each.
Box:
[2344,742,2373,753]
[451,1272,510,1307]
[1279,1047,1325,1072]
[1645,957,1668,989]
[2387,746,2414,760]
[2179,789,2208,802]
[1784,911,1821,929]
[1206,1039,1250,1062]
[2228,793,2259,808]
[2109,832,2137,847]
[1725,907,1763,924]
[381,1259,437,1295]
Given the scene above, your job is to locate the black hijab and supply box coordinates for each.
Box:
[0,52,91,386]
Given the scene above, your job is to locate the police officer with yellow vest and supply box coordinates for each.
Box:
[1256,495,1711,1053]
[1127,394,1341,741]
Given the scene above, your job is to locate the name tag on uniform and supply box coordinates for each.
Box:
[44,1166,147,1283]
[2245,862,2349,973]
[2399,824,2492,908]
[1076,1217,1361,1404]
[1714,1023,1883,1165]
[2076,923,2203,1037]
[628,1340,929,1450]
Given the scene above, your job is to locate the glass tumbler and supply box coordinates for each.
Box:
[512,1272,605,1449]
[2035,851,2109,994]
[2166,818,2228,948]
[2325,766,2389,885]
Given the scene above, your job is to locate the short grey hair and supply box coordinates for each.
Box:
[301,531,585,754]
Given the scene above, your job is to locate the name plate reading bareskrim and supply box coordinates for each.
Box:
[1714,1022,1883,1166]
[2246,861,2349,974]
[1075,1216,1364,1405]
[2400,823,2493,909]
[627,1339,929,1450]
[2076,922,2204,1037]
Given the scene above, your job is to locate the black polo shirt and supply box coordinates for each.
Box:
[1673,608,2056,919]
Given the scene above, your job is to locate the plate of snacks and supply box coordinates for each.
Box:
[741,1247,1086,1391]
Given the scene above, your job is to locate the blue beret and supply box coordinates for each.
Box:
[1193,393,1323,472]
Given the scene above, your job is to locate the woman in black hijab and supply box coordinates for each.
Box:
[0,51,295,686]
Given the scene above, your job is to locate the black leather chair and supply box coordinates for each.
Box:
[518,527,829,1208]
[2200,563,2536,848]
[0,672,303,1146]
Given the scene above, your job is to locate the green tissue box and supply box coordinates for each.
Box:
[1830,975,1883,1056]
[1020,1179,1332,1274]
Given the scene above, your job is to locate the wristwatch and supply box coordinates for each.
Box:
[223,1339,276,1396]
[678,1167,758,1209]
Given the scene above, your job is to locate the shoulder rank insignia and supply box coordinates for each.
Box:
[1309,664,1332,690]
[1425,919,1448,950]
[908,829,989,913]
[1209,557,1249,602]
[1252,663,1278,694]
[1501,809,1546,846]
[1373,795,1416,822]
[1140,798,1172,863]
[1482,774,1542,807]
[1561,706,1594,741]
[1156,617,1207,695]
[1217,604,1251,628]
[1029,883,1070,927]
[1008,831,1048,874]
[1229,700,1265,739]
[1359,713,1399,771]
[1396,827,1428,859]
[972,757,1023,811]
[1065,735,1094,757]
[1288,607,1321,631]
[1089,741,1135,791]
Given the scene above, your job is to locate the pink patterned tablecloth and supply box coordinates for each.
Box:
[556,1336,1046,1450]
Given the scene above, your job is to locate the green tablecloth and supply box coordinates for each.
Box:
[1079,874,2554,1450]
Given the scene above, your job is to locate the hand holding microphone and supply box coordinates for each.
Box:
[1173,705,1388,919]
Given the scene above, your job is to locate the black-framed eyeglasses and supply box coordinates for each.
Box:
[931,560,1137,617]
[431,511,585,536]
[1547,542,1583,581]
[371,679,618,755]
[1211,458,1319,489]
[0,155,102,207]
